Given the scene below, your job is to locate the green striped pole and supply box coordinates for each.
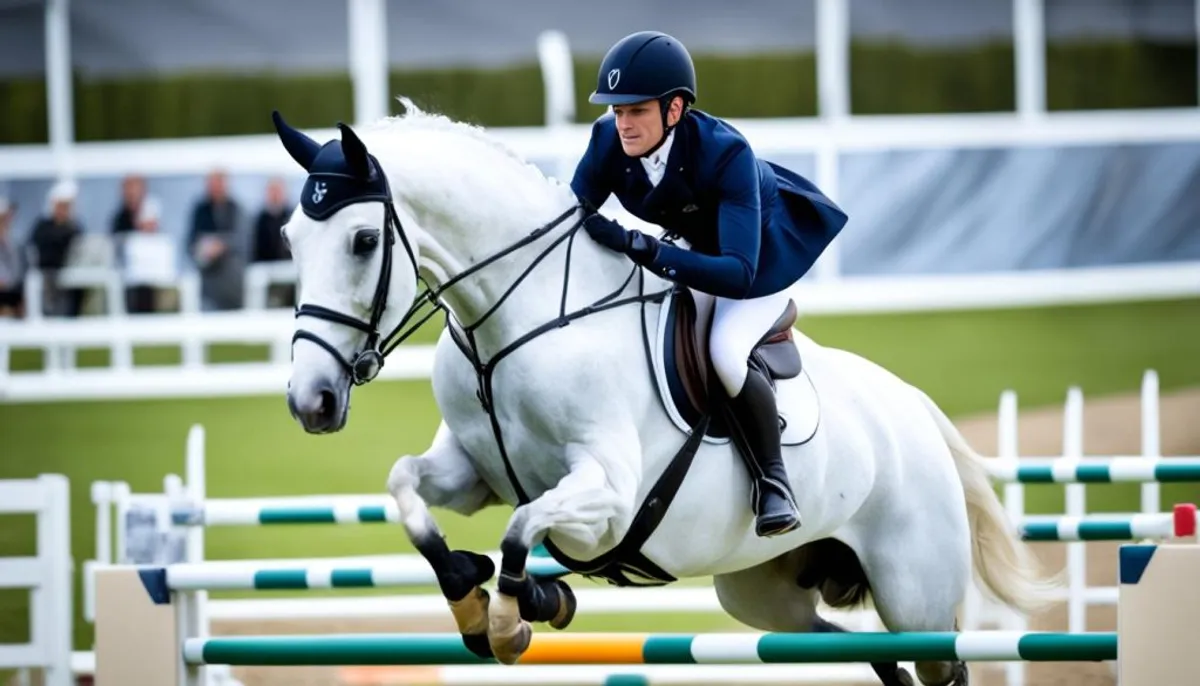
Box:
[182,631,1117,666]
[172,502,398,526]
[1018,505,1196,542]
[164,555,569,591]
[985,458,1200,484]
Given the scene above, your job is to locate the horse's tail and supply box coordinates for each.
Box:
[917,390,1063,616]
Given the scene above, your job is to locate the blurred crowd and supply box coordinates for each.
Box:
[0,170,296,319]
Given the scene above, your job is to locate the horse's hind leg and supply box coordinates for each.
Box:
[387,422,503,659]
[713,547,913,686]
[855,502,973,685]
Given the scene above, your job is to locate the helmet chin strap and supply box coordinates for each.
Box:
[638,96,685,159]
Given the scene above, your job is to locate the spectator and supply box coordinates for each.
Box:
[121,196,167,313]
[253,176,291,263]
[188,169,245,310]
[0,197,23,318]
[252,176,294,307]
[110,174,146,235]
[29,179,84,316]
[111,174,156,312]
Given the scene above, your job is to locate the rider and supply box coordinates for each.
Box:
[570,31,848,538]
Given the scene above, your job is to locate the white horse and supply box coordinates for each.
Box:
[275,100,1059,686]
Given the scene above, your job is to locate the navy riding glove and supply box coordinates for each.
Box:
[582,212,629,253]
[626,229,660,265]
[582,213,661,265]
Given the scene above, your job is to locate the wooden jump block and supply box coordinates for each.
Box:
[1118,543,1200,685]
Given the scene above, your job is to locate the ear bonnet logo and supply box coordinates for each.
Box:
[311,181,327,204]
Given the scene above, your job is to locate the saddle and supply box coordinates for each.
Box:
[662,286,803,439]
[537,285,817,588]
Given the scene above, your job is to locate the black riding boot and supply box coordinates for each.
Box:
[725,366,801,537]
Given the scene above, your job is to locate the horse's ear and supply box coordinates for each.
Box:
[272,110,320,171]
[337,122,372,180]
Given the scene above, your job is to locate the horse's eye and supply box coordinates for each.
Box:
[353,228,380,256]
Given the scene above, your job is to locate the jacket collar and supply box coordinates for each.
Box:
[640,115,695,214]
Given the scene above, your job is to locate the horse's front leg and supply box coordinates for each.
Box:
[387,421,502,658]
[488,440,640,664]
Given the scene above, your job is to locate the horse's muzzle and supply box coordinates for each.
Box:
[287,379,348,434]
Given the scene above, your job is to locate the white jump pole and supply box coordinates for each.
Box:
[1141,370,1161,515]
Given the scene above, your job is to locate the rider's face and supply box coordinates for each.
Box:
[612,97,682,157]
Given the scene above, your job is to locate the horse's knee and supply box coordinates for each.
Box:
[387,456,420,497]
[387,456,436,537]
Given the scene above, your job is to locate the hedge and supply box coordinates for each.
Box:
[0,40,1194,144]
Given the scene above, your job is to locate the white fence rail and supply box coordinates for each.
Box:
[0,475,73,686]
[3,262,1199,404]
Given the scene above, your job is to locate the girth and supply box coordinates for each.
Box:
[448,271,713,588]
[538,412,710,587]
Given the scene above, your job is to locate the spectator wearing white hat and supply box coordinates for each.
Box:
[0,197,22,318]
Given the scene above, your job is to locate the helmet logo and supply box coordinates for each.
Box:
[607,69,621,90]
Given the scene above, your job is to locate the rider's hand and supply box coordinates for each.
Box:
[626,230,660,266]
[582,212,631,253]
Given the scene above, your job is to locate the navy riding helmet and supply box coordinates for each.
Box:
[589,31,697,107]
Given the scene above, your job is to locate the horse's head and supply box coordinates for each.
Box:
[273,111,421,434]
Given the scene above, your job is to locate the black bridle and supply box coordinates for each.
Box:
[291,169,668,405]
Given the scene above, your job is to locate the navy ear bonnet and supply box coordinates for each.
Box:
[272,110,391,221]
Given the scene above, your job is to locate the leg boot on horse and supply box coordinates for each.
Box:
[387,425,506,658]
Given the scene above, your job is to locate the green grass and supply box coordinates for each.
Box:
[1,298,1199,656]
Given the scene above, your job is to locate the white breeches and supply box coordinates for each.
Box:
[689,288,794,397]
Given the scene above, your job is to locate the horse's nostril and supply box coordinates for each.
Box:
[319,389,337,418]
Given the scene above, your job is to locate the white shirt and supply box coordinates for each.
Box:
[639,129,675,187]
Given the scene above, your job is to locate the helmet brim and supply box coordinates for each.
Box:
[588,92,662,106]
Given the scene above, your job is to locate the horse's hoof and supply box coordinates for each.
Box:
[894,667,915,686]
[488,592,532,665]
[949,660,969,686]
[461,631,493,659]
[548,579,576,630]
[488,619,532,665]
[448,586,490,635]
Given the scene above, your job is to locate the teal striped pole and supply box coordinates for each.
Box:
[181,631,1117,666]
[1018,505,1195,542]
[164,555,569,591]
[985,458,1200,484]
[173,504,1195,541]
[172,503,398,526]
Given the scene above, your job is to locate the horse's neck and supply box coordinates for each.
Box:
[386,148,639,360]
[426,218,645,360]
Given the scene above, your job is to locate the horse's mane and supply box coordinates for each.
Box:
[358,97,574,211]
